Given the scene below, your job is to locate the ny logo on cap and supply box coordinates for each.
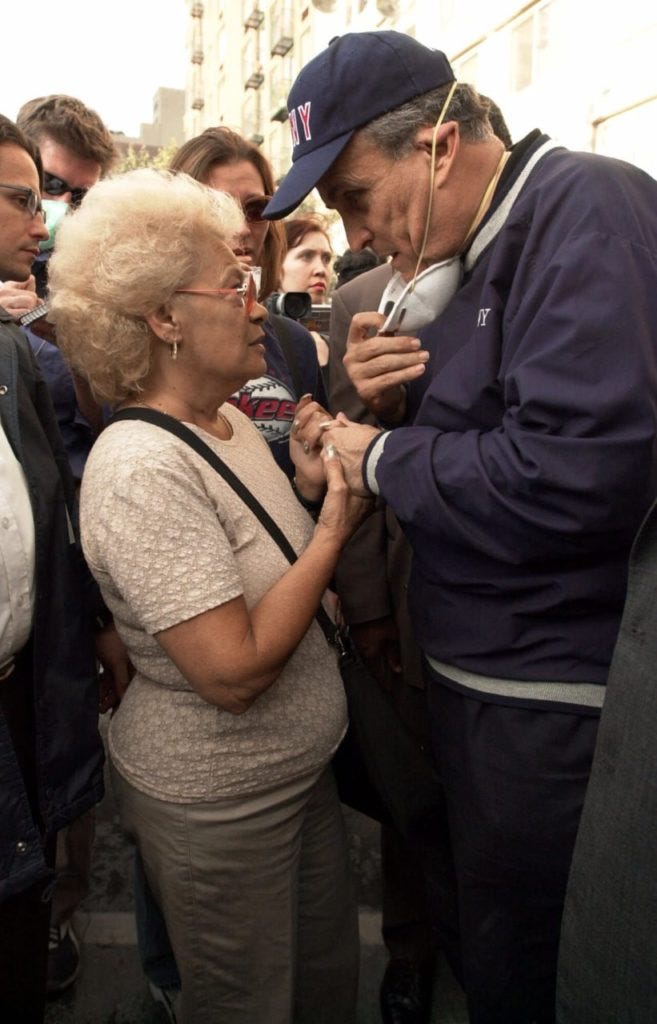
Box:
[289,102,312,148]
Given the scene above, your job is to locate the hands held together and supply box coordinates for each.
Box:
[289,309,428,538]
[289,395,374,545]
[291,394,379,500]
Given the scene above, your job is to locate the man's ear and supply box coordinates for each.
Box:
[144,304,181,345]
[414,121,460,184]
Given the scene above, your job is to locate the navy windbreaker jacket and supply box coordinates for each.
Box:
[375,132,657,686]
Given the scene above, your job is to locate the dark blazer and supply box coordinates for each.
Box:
[557,497,657,1022]
[0,311,104,903]
[328,264,426,699]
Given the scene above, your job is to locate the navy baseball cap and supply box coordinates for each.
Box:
[263,31,455,220]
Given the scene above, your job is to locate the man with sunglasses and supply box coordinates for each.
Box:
[0,95,116,319]
[265,31,657,1024]
[17,93,116,208]
[16,94,116,302]
[0,113,111,1023]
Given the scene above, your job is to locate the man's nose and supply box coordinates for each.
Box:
[346,224,373,252]
[31,214,49,242]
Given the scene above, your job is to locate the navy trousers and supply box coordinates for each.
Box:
[425,671,599,1024]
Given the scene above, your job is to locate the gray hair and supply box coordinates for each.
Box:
[361,83,495,159]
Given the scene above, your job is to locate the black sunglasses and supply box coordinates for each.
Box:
[242,195,272,223]
[43,171,90,208]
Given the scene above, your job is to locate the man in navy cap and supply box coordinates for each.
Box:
[266,30,657,1024]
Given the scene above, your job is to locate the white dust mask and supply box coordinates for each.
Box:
[378,256,462,334]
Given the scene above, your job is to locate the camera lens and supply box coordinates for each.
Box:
[265,292,313,321]
[280,292,312,320]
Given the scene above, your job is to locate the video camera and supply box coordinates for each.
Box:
[265,291,331,335]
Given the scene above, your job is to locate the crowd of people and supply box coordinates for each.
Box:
[1,26,657,1024]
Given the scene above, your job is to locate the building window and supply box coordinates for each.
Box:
[243,90,263,145]
[270,56,293,122]
[455,52,479,86]
[243,27,265,89]
[593,97,657,180]
[243,2,264,29]
[510,2,551,93]
[270,0,294,56]
[437,0,457,32]
[270,122,293,183]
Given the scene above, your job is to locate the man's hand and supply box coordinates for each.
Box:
[350,617,402,694]
[0,276,40,318]
[95,623,134,714]
[343,311,429,423]
[318,413,382,497]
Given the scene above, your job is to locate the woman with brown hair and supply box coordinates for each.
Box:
[281,216,333,304]
[169,127,283,301]
[280,216,333,376]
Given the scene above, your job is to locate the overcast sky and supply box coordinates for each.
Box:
[2,0,188,137]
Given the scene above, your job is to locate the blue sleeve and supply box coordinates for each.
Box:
[25,328,95,480]
[376,230,657,562]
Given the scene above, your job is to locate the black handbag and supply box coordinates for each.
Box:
[110,407,444,844]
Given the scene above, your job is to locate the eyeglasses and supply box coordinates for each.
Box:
[175,269,259,314]
[0,182,46,220]
[43,171,89,208]
[242,195,272,223]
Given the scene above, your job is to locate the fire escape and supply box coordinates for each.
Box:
[189,1,205,111]
[243,3,265,145]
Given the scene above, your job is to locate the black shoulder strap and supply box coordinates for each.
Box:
[268,314,303,400]
[109,406,336,640]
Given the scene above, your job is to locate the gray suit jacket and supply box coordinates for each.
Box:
[557,498,657,1022]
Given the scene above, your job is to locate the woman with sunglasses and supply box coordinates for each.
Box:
[49,169,365,1024]
[169,128,326,481]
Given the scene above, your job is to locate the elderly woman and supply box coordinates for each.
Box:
[48,169,364,1024]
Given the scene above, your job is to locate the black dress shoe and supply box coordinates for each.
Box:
[379,957,434,1024]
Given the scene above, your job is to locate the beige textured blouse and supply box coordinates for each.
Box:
[80,403,346,802]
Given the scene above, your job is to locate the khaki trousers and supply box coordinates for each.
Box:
[111,763,359,1024]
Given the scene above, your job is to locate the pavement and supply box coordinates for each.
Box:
[44,725,468,1024]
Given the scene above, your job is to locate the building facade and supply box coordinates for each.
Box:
[113,86,186,165]
[182,0,656,198]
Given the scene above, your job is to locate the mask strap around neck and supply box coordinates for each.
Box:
[410,79,459,292]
